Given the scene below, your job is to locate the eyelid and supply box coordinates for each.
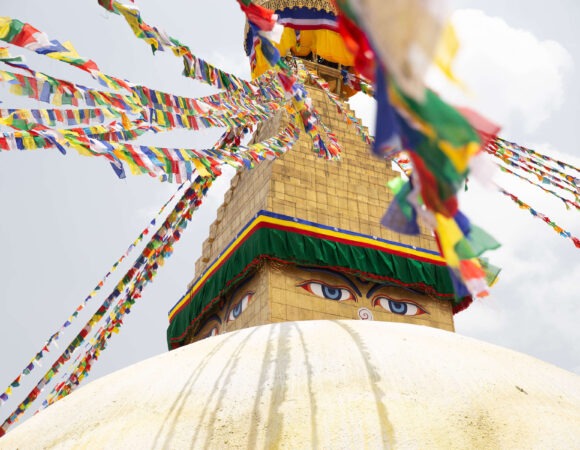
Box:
[297,280,357,302]
[371,295,428,315]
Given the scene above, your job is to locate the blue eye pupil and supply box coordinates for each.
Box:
[322,285,342,300]
[388,300,407,315]
[232,303,242,318]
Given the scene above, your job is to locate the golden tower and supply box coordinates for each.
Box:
[166,0,463,348]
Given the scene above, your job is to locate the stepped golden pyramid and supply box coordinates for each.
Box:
[2,1,579,448]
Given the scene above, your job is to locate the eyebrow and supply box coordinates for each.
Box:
[366,282,423,299]
[297,266,362,296]
[229,273,255,302]
[367,283,389,299]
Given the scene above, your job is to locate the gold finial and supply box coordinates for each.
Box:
[257,0,337,13]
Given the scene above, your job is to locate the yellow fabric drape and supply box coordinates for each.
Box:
[252,27,354,78]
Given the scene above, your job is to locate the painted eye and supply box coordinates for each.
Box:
[297,281,355,301]
[202,326,219,339]
[373,297,427,316]
[227,292,254,322]
[194,314,222,339]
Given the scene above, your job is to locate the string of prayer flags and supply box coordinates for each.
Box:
[98,1,258,96]
[0,112,129,176]
[0,17,132,93]
[486,138,580,200]
[207,118,300,171]
[0,17,99,76]
[490,152,580,203]
[378,75,501,299]
[288,62,340,160]
[291,63,341,159]
[0,68,142,113]
[1,9,335,178]
[305,66,373,146]
[0,63,276,119]
[0,111,301,433]
[496,163,580,211]
[0,31,285,119]
[0,108,108,128]
[341,69,375,97]
[0,67,290,180]
[499,188,580,249]
[0,184,184,408]
[0,18,301,182]
[0,110,296,182]
[43,176,214,408]
[0,176,214,435]
[494,137,580,177]
[497,153,578,196]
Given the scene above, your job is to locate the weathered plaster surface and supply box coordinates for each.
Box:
[2,321,579,449]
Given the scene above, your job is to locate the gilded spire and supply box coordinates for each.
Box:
[256,0,337,13]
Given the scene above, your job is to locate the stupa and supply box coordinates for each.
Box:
[166,0,466,350]
[2,1,579,448]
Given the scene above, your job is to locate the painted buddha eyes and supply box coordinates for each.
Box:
[295,273,429,317]
[373,297,426,316]
[297,281,355,301]
[202,327,219,339]
[227,292,254,322]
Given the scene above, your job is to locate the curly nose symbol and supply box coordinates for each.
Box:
[358,307,374,320]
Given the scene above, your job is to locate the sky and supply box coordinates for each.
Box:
[0,0,579,429]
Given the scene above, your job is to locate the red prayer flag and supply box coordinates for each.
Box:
[11,23,41,48]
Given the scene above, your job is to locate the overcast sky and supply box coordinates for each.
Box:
[0,0,578,428]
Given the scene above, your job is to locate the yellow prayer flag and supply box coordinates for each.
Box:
[52,91,63,106]
[102,107,116,120]
[435,213,462,268]
[191,158,211,178]
[113,148,145,175]
[121,112,131,130]
[0,17,11,40]
[40,109,50,124]
[0,70,15,82]
[155,111,167,127]
[22,135,36,150]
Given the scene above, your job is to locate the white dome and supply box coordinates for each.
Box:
[2,321,579,449]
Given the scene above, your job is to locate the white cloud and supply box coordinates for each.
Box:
[456,248,580,374]
[419,10,579,373]
[428,9,574,132]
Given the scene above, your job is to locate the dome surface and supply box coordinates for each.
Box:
[2,321,579,449]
